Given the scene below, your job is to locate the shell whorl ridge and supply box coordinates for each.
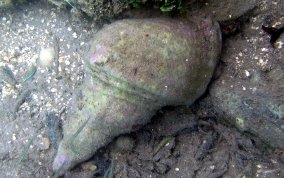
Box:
[53,15,222,175]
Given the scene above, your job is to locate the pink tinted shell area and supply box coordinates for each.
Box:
[186,14,220,41]
[197,15,221,42]
[191,14,221,55]
[90,44,110,64]
[53,154,67,169]
[52,149,72,173]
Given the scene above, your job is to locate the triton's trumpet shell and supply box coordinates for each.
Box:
[53,15,222,174]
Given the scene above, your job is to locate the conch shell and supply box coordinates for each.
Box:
[53,15,222,174]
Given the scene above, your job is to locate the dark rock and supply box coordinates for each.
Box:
[207,1,284,149]
[111,135,135,153]
[199,0,257,22]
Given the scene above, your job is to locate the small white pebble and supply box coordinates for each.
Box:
[245,70,250,77]
[120,31,125,36]
[272,1,277,5]
[261,48,268,52]
[12,134,17,140]
[39,137,50,150]
[67,27,72,31]
[242,86,246,91]
[252,17,257,22]
[32,93,38,99]
[72,32,78,38]
[271,159,277,164]
[39,47,55,67]
[275,41,283,49]
[175,168,180,171]
[50,88,57,93]
[65,60,71,65]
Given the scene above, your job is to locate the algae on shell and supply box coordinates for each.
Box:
[53,15,222,175]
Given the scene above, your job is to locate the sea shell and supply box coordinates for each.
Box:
[53,15,222,174]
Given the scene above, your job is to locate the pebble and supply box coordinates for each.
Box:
[80,161,97,171]
[39,137,51,150]
[38,47,55,67]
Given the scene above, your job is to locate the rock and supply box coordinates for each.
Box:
[53,15,222,175]
[199,0,257,22]
[80,161,97,171]
[207,1,284,149]
[37,137,51,151]
[38,47,55,68]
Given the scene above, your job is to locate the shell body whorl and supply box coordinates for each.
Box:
[53,16,222,175]
[88,17,221,105]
